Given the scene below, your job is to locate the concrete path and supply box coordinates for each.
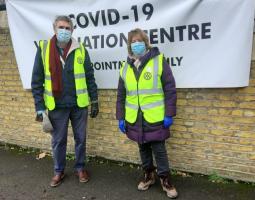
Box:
[0,146,254,200]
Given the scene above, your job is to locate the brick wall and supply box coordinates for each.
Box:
[0,11,255,182]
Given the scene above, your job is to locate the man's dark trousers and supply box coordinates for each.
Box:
[48,107,88,175]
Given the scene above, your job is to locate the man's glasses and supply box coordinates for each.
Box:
[58,26,71,30]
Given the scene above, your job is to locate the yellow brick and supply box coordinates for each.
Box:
[210,116,233,123]
[218,95,234,101]
[219,108,231,115]
[211,129,233,136]
[188,127,210,134]
[184,121,194,126]
[208,109,218,115]
[100,108,113,114]
[234,117,255,124]
[241,96,255,101]
[188,100,212,107]
[213,101,236,108]
[214,137,238,144]
[177,99,187,106]
[244,111,255,117]
[239,139,253,145]
[210,143,230,149]
[239,102,255,109]
[231,110,243,116]
[249,155,255,160]
[235,132,255,138]
[233,145,253,152]
[171,125,187,132]
[195,107,208,114]
[169,138,187,145]
[184,107,195,113]
[249,79,255,86]
[238,87,255,94]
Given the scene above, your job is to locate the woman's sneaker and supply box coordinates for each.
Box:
[137,170,156,191]
[160,177,178,198]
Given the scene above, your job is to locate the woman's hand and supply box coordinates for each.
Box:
[118,120,126,133]
[163,116,173,128]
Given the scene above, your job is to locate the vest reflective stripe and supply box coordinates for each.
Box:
[127,88,163,96]
[73,42,89,108]
[76,88,88,95]
[44,89,53,97]
[122,62,129,90]
[153,56,159,88]
[125,101,139,110]
[120,54,165,123]
[74,73,86,79]
[140,100,164,110]
[39,40,89,110]
[45,75,51,80]
[39,40,55,110]
[41,40,48,66]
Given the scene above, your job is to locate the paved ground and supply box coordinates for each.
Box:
[0,146,254,200]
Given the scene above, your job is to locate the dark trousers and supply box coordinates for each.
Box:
[138,140,170,177]
[48,107,88,175]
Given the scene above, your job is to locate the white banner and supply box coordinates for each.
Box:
[6,0,255,89]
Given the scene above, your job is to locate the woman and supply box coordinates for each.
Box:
[116,28,178,198]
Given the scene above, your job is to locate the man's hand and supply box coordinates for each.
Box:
[35,110,45,122]
[90,102,99,118]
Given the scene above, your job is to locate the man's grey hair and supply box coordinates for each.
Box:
[53,15,73,30]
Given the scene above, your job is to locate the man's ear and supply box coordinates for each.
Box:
[53,27,58,35]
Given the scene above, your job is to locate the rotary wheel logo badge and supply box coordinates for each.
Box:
[144,72,152,80]
[77,57,83,64]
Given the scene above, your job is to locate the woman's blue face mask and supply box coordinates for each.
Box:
[131,41,146,56]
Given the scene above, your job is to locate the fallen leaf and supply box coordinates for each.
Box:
[36,152,46,160]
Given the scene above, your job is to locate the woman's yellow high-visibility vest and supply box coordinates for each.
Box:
[39,40,89,110]
[120,54,165,123]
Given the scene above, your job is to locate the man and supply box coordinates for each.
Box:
[31,15,98,187]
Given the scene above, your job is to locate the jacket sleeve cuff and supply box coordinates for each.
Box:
[35,104,46,112]
[165,107,176,117]
[90,100,98,104]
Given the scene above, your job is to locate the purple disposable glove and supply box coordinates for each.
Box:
[118,120,126,133]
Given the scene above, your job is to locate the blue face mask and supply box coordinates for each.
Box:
[56,28,72,43]
[131,41,146,56]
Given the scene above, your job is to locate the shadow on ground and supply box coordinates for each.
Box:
[0,146,254,200]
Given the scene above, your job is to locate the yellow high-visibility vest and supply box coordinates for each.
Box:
[39,40,89,110]
[120,54,165,123]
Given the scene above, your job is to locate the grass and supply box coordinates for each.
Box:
[66,153,75,161]
[208,171,230,184]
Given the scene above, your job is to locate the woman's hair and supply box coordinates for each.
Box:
[127,28,151,56]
